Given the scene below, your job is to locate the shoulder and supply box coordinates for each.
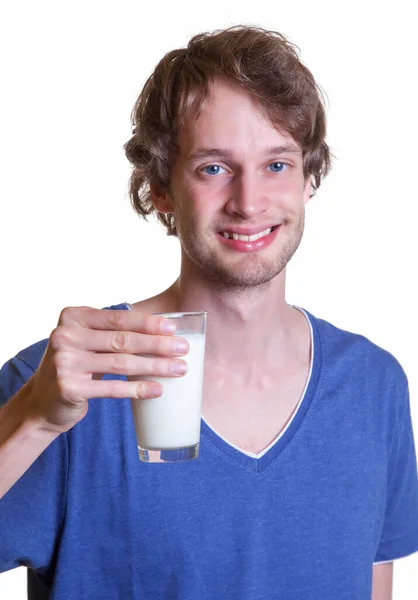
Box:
[305,309,407,392]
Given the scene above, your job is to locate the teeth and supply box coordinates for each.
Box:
[222,227,272,242]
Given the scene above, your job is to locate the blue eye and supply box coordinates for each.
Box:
[202,165,226,176]
[268,162,287,173]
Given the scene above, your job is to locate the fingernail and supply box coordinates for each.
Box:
[160,319,176,334]
[174,340,189,353]
[170,361,188,375]
[149,384,163,397]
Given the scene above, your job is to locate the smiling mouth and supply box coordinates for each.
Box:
[219,225,279,242]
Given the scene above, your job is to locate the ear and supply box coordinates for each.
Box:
[149,182,175,214]
[303,177,312,205]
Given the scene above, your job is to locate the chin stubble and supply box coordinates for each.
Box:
[175,210,305,291]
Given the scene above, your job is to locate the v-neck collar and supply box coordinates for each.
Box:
[200,308,322,474]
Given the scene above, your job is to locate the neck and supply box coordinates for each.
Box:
[158,258,304,371]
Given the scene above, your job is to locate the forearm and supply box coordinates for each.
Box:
[0,382,60,499]
[371,563,393,600]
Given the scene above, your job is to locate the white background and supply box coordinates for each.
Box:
[0,0,417,597]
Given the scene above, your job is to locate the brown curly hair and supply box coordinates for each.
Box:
[124,25,332,236]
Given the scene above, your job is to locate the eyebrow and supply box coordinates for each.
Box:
[188,144,302,162]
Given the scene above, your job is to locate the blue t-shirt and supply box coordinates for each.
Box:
[1,303,418,599]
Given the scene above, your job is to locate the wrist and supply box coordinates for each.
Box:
[1,380,60,442]
[0,385,61,498]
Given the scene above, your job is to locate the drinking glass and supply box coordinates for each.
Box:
[130,311,207,463]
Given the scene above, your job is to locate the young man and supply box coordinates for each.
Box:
[1,26,417,600]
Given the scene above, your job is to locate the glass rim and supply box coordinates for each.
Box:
[152,311,207,318]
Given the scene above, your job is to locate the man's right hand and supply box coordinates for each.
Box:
[24,306,189,435]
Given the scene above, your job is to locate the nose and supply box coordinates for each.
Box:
[224,169,270,219]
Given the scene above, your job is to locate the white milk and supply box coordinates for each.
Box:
[130,333,206,449]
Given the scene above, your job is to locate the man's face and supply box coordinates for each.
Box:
[154,80,311,290]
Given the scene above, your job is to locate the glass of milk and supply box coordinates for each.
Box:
[130,311,207,463]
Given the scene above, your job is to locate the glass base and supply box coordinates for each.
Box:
[138,443,199,463]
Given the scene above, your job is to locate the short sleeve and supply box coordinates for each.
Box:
[0,351,68,577]
[374,384,418,562]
